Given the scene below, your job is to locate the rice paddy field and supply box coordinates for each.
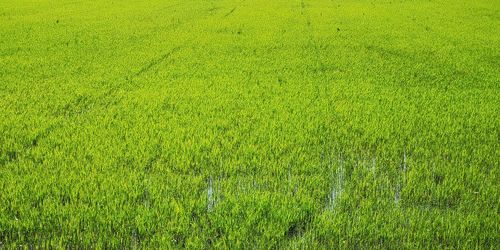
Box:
[0,0,499,248]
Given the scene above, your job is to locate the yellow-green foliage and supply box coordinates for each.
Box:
[0,0,499,248]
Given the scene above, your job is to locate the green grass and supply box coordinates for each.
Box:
[1,0,499,248]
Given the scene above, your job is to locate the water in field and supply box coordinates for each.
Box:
[207,176,215,211]
[328,160,345,211]
[395,152,408,206]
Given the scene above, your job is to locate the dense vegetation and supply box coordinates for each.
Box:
[1,0,499,248]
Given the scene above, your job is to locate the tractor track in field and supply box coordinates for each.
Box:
[95,45,184,100]
[1,1,233,168]
[300,0,307,15]
[128,46,183,82]
[1,123,61,166]
[156,2,184,12]
[224,7,237,18]
[1,45,182,167]
[222,0,246,19]
[299,0,321,112]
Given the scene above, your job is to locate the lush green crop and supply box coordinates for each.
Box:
[1,0,499,248]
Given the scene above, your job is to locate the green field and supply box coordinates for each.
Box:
[1,0,499,248]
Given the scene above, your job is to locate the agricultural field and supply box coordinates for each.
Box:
[0,0,499,248]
